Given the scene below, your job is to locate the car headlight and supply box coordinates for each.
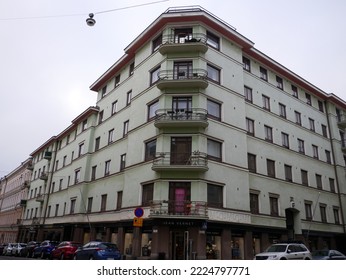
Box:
[268,255,277,259]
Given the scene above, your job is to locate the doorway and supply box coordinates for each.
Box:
[171,230,192,260]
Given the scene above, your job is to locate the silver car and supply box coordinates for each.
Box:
[255,243,312,260]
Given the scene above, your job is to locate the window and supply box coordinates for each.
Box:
[108,129,114,144]
[312,145,319,159]
[82,119,87,131]
[55,204,59,217]
[142,183,154,206]
[276,76,283,90]
[91,165,97,181]
[116,191,123,210]
[114,74,120,88]
[206,31,220,50]
[298,139,305,154]
[292,85,298,98]
[148,100,159,121]
[325,150,332,164]
[295,111,301,125]
[321,124,328,137]
[123,120,129,137]
[244,86,253,103]
[260,66,267,81]
[207,184,223,208]
[95,137,100,151]
[120,154,126,171]
[129,62,134,76]
[305,93,311,105]
[145,139,156,161]
[269,196,279,216]
[207,64,220,83]
[242,56,251,72]
[267,159,275,178]
[123,90,132,106]
[248,153,256,173]
[333,207,340,224]
[87,197,93,213]
[59,179,63,191]
[336,108,342,122]
[279,103,286,118]
[100,194,107,212]
[47,206,51,218]
[98,110,104,124]
[262,95,270,111]
[101,85,107,98]
[309,118,315,132]
[207,139,222,161]
[104,160,111,176]
[305,202,312,220]
[70,199,76,214]
[152,33,162,52]
[63,156,66,167]
[246,118,255,136]
[316,174,322,190]
[74,169,81,184]
[250,193,259,214]
[111,100,118,115]
[281,132,289,148]
[150,66,160,85]
[301,169,309,186]
[284,165,292,182]
[264,125,273,142]
[329,178,335,193]
[318,100,324,112]
[207,99,221,120]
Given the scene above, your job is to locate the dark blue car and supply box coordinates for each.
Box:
[32,240,59,259]
[74,241,121,260]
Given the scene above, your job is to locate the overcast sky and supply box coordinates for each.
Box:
[1,0,345,177]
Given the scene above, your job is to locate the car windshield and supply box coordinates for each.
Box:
[98,243,117,250]
[312,250,328,256]
[266,245,287,252]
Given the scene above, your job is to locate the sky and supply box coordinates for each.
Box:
[1,0,345,178]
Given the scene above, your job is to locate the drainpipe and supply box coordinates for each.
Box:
[325,101,346,234]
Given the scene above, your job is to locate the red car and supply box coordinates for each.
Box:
[50,241,82,260]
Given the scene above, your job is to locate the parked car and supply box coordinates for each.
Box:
[3,243,15,256]
[20,241,38,258]
[50,241,82,260]
[255,242,312,260]
[0,243,7,256]
[74,241,121,260]
[32,240,59,259]
[312,249,346,260]
[11,243,27,256]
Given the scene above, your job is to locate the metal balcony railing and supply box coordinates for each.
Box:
[152,152,208,168]
[155,108,208,128]
[158,68,207,80]
[161,33,207,45]
[150,200,207,218]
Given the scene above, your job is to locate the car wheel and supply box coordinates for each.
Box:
[60,254,64,260]
[280,257,287,260]
[73,254,77,260]
[89,255,94,260]
[41,252,45,259]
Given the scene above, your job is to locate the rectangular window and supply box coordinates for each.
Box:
[104,160,111,176]
[100,194,107,212]
[82,120,87,131]
[126,90,132,106]
[333,207,340,224]
[95,137,100,151]
[55,204,59,217]
[129,62,134,76]
[116,191,123,210]
[150,66,160,85]
[298,139,305,154]
[246,118,255,136]
[260,66,268,81]
[264,125,273,142]
[207,184,223,208]
[207,99,221,121]
[111,100,118,115]
[207,64,220,83]
[74,169,80,184]
[250,193,259,214]
[148,100,159,121]
[267,159,275,178]
[309,118,315,132]
[312,145,319,159]
[87,197,93,213]
[98,110,104,124]
[301,170,309,186]
[70,199,76,214]
[279,103,286,118]
[248,153,256,173]
[292,85,298,98]
[78,142,84,157]
[101,85,107,98]
[244,86,253,103]
[318,100,324,112]
[114,74,120,88]
[206,31,220,50]
[329,178,335,193]
[145,139,156,161]
[120,154,126,171]
[325,150,332,164]
[108,129,114,144]
[123,120,129,137]
[295,111,301,125]
[152,33,162,52]
[284,164,292,182]
[305,93,312,105]
[281,132,289,148]
[276,76,283,90]
[91,165,97,181]
[305,202,312,220]
[142,183,154,206]
[262,95,270,111]
[270,196,279,216]
[316,174,322,190]
[242,56,251,72]
[207,139,222,161]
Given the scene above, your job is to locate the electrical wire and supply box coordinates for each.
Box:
[0,0,169,21]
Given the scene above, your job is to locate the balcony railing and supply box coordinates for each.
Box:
[156,69,208,90]
[150,200,207,218]
[155,108,208,128]
[152,151,208,172]
[159,33,208,54]
[36,194,44,203]
[337,114,346,128]
[39,172,48,181]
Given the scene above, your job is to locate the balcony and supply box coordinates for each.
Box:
[159,33,208,55]
[32,217,40,225]
[154,108,208,129]
[156,69,208,90]
[44,151,52,160]
[27,162,34,170]
[152,151,208,172]
[36,194,44,203]
[21,180,30,189]
[39,172,48,181]
[338,114,346,128]
[150,200,207,219]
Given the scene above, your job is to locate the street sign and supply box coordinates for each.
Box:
[133,217,143,227]
[134,207,144,218]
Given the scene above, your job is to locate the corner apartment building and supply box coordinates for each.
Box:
[17,6,346,259]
